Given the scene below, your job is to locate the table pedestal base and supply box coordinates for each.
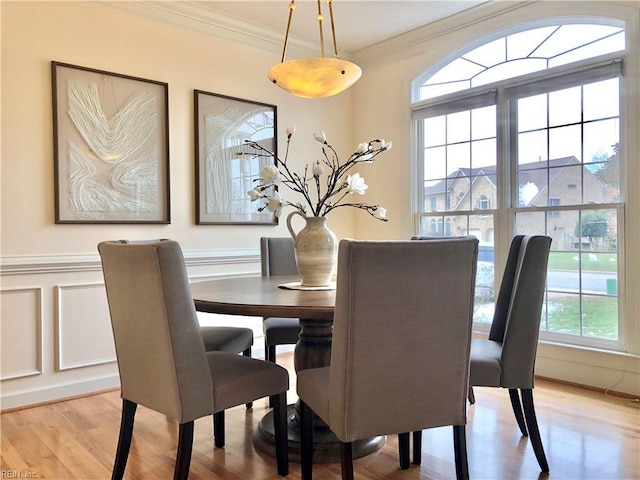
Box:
[253,405,386,463]
[254,316,385,463]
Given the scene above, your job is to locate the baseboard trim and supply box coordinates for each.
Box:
[0,386,121,414]
[536,375,640,401]
[0,374,120,411]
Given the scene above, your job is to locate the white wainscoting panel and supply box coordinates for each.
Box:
[0,287,42,380]
[1,250,260,409]
[55,283,116,371]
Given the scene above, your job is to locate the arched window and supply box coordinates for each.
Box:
[415,23,624,101]
[412,19,626,350]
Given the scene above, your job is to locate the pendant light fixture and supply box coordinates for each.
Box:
[268,0,362,99]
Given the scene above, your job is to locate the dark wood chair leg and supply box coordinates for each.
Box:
[174,422,194,480]
[111,399,137,480]
[398,432,410,469]
[213,411,225,448]
[243,348,253,409]
[267,345,277,363]
[412,430,422,465]
[453,425,470,480]
[272,391,289,477]
[300,400,314,480]
[468,386,475,404]
[521,388,550,473]
[340,441,354,480]
[509,388,528,436]
[267,345,277,408]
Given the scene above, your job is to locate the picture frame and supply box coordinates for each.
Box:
[52,61,170,224]
[194,90,278,225]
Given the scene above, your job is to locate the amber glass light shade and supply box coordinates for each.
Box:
[269,0,362,98]
[268,57,362,98]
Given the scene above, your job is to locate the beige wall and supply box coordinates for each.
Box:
[0,0,369,256]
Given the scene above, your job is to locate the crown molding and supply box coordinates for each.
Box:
[100,0,324,60]
[353,0,640,68]
[352,0,536,68]
[98,1,526,69]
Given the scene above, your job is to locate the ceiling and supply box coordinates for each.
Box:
[193,1,488,53]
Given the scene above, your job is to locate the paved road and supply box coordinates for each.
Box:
[547,270,617,294]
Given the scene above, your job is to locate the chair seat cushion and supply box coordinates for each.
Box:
[200,326,253,354]
[207,351,289,412]
[469,339,502,387]
[263,317,301,346]
[297,367,331,424]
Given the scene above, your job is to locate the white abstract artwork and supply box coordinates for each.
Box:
[195,90,276,225]
[53,62,169,223]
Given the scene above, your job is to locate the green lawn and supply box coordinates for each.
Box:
[546,254,618,338]
[473,254,619,340]
[474,294,618,340]
[548,251,617,272]
[546,294,618,340]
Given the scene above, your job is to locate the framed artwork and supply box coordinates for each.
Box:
[52,61,170,224]
[194,90,278,225]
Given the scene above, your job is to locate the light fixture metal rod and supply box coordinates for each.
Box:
[327,0,339,58]
[317,0,325,58]
[280,0,296,63]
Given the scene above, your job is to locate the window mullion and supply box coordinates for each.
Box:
[499,87,514,271]
[414,119,425,232]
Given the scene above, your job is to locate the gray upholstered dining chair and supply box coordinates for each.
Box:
[468,234,552,473]
[297,238,479,480]
[98,239,289,479]
[260,237,301,363]
[200,326,253,359]
[200,325,254,409]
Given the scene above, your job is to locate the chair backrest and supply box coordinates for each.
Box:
[260,237,298,277]
[98,239,213,423]
[328,238,479,441]
[489,235,552,388]
[488,235,525,342]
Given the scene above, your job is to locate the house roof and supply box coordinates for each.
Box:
[424,156,581,198]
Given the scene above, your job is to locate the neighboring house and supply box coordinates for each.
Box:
[424,156,610,249]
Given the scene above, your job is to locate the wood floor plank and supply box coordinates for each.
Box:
[2,353,638,479]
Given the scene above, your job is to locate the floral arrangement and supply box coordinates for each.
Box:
[242,125,392,221]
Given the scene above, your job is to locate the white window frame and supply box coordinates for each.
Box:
[411,20,628,352]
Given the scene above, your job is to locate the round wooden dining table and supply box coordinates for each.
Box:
[191,274,385,463]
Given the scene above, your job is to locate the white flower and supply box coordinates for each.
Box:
[312,161,324,178]
[373,206,388,220]
[243,127,392,221]
[346,173,368,195]
[265,191,284,217]
[247,188,262,201]
[313,131,327,144]
[260,165,281,185]
[356,142,369,153]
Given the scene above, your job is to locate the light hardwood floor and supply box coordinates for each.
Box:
[2,353,639,480]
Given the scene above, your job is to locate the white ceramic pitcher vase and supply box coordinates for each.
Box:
[286,211,337,287]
